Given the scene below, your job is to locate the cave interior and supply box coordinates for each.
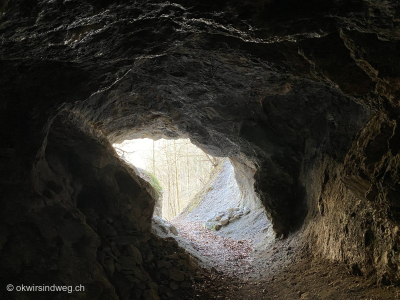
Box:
[1,0,400,299]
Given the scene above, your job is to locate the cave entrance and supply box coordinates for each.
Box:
[112,138,273,276]
[113,138,219,220]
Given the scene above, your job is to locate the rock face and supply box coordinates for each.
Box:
[1,0,400,297]
[152,216,179,236]
[178,159,262,222]
[176,158,270,243]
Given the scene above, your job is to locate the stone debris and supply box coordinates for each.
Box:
[203,207,250,231]
[92,215,201,300]
[172,220,254,276]
[153,216,179,236]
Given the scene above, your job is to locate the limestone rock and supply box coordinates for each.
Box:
[98,220,118,238]
[243,207,250,216]
[127,244,143,265]
[159,285,172,294]
[103,258,116,277]
[169,225,179,236]
[119,256,139,271]
[230,215,240,222]
[220,217,229,226]
[152,216,179,237]
[169,267,185,282]
[143,289,160,300]
[169,281,179,291]
[132,266,144,281]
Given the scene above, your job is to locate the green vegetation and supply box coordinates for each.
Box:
[140,169,163,197]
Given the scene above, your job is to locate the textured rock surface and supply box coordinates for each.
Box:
[176,158,271,245]
[1,0,400,297]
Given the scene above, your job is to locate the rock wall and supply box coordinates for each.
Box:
[1,0,400,294]
[176,158,271,244]
[303,112,400,284]
[1,109,201,299]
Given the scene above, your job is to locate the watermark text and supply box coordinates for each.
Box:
[6,284,85,293]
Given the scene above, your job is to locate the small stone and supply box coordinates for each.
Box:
[230,214,240,222]
[149,238,162,247]
[214,224,222,231]
[144,288,160,300]
[137,233,151,243]
[165,253,179,260]
[160,267,169,277]
[169,225,178,235]
[243,207,250,215]
[147,281,158,291]
[181,281,190,288]
[97,220,117,237]
[159,285,171,294]
[119,256,138,271]
[111,245,121,257]
[187,256,199,271]
[157,260,168,268]
[169,267,185,281]
[300,292,311,299]
[133,266,144,281]
[169,281,179,291]
[220,217,229,226]
[103,258,115,276]
[146,250,154,262]
[127,244,143,264]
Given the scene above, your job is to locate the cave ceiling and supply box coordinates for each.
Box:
[1,0,399,234]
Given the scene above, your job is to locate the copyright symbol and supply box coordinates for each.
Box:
[6,284,14,291]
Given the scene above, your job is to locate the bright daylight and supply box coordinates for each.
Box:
[113,138,219,220]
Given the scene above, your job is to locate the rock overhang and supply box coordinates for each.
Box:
[1,0,373,235]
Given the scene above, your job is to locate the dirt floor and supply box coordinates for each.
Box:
[171,220,400,300]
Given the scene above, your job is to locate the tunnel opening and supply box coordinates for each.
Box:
[112,138,273,275]
[112,138,219,221]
